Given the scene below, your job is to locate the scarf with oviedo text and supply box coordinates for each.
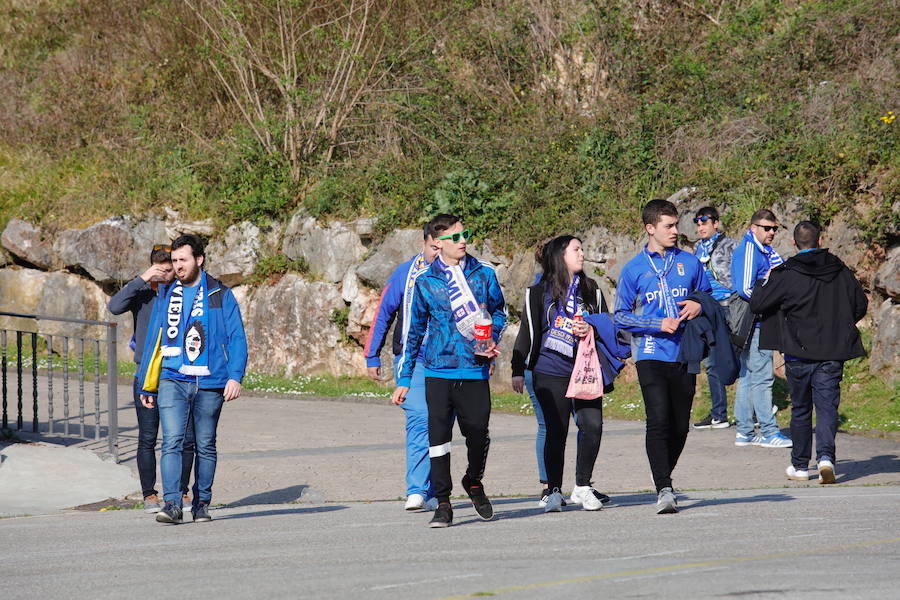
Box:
[160,270,211,376]
[644,246,680,319]
[402,254,431,345]
[543,274,580,357]
[433,255,479,340]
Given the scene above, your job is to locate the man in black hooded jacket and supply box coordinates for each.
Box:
[750,221,867,484]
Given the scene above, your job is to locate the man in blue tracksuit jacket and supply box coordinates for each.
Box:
[614,199,710,514]
[136,234,248,525]
[363,220,441,511]
[392,214,507,528]
[730,208,792,449]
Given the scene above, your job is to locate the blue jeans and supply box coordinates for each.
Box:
[525,370,548,483]
[786,360,843,468]
[703,352,728,422]
[132,378,195,498]
[734,328,778,437]
[394,357,433,499]
[158,379,224,508]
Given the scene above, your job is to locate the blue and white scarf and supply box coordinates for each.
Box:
[644,247,679,319]
[401,254,430,343]
[433,256,479,340]
[161,271,211,376]
[695,233,717,265]
[543,274,580,357]
[745,229,784,269]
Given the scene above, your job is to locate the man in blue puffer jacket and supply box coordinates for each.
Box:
[392,214,507,528]
[136,234,248,525]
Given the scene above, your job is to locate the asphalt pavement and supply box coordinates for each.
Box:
[1,382,898,598]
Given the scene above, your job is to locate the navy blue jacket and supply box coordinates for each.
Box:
[678,291,739,384]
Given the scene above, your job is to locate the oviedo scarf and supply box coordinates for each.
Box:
[401,254,430,344]
[433,256,479,340]
[160,270,211,376]
[644,247,680,320]
[543,274,580,357]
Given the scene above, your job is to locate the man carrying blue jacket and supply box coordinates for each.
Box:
[391,214,507,528]
[614,199,710,514]
[137,234,248,525]
[363,220,442,511]
[730,209,792,449]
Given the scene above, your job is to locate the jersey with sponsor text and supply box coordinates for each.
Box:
[613,245,711,362]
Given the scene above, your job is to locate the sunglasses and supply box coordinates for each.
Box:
[152,244,172,252]
[436,229,472,243]
[693,216,714,224]
[752,224,779,233]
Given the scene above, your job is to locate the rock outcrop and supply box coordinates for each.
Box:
[282,215,366,283]
[1,219,61,270]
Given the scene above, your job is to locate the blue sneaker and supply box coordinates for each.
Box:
[735,432,756,447]
[757,432,792,448]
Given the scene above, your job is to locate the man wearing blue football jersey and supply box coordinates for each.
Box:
[614,199,711,514]
[730,209,792,449]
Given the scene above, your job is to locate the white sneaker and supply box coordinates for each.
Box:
[569,485,603,511]
[818,459,836,484]
[543,488,564,513]
[404,493,426,511]
[786,465,809,481]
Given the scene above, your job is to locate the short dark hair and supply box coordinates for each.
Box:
[425,214,460,239]
[171,234,205,259]
[751,208,777,224]
[642,199,678,226]
[149,247,171,264]
[793,221,820,250]
[695,206,719,222]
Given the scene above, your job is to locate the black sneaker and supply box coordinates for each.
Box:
[155,502,183,524]
[192,502,212,523]
[462,475,494,521]
[693,415,715,429]
[591,489,612,505]
[429,502,453,528]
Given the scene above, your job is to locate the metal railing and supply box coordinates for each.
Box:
[0,311,118,461]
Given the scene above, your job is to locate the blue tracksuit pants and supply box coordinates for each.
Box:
[395,357,433,499]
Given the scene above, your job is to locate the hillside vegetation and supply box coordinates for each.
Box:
[1,0,897,250]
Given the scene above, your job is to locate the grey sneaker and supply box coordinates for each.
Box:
[656,487,678,514]
[155,502,183,524]
[142,494,162,514]
[192,502,212,522]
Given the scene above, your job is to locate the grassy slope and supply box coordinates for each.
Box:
[0,1,896,430]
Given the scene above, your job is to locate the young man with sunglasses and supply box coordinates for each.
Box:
[391,214,507,528]
[108,245,195,514]
[690,207,737,430]
[364,218,443,512]
[730,209,792,449]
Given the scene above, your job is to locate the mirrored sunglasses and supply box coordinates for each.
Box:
[693,216,713,224]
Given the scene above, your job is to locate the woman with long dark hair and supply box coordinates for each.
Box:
[512,235,612,512]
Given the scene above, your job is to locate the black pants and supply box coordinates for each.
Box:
[786,360,843,468]
[635,360,696,492]
[533,372,603,490]
[425,378,491,503]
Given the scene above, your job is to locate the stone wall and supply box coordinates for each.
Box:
[0,196,895,386]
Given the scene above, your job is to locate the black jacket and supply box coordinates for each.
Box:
[678,291,740,384]
[512,282,607,375]
[750,249,867,361]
